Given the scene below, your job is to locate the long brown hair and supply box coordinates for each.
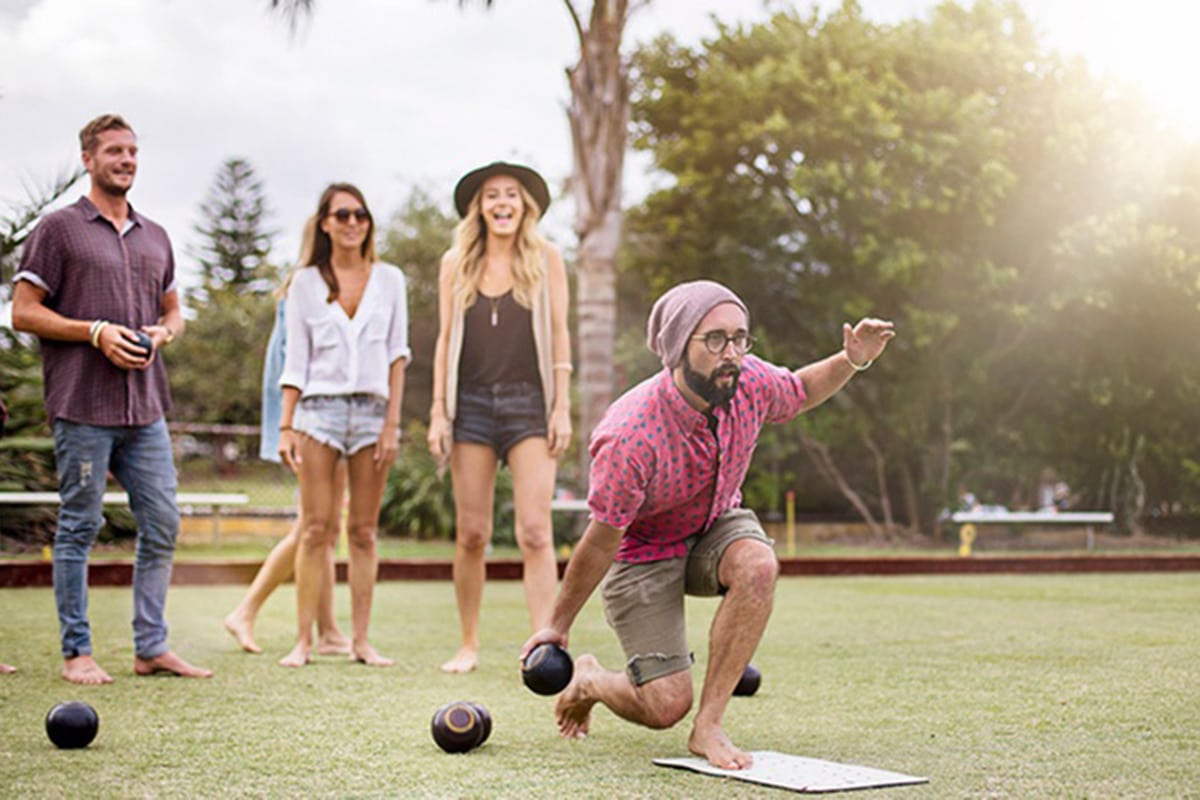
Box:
[302,183,377,303]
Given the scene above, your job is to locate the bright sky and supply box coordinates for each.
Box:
[1,0,1197,297]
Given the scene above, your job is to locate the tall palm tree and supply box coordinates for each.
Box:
[269,0,645,478]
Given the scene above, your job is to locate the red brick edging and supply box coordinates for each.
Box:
[1,554,1198,588]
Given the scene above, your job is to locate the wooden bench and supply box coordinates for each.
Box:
[950,510,1115,554]
[0,491,250,544]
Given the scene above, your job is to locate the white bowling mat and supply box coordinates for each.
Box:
[653,751,928,794]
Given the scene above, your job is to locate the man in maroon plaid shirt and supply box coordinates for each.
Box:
[12,114,211,684]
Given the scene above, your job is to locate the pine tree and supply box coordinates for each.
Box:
[191,158,277,295]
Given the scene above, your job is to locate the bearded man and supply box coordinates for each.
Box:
[521,280,894,769]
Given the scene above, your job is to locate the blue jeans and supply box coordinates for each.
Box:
[52,418,179,659]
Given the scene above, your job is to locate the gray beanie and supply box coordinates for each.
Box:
[646,280,750,369]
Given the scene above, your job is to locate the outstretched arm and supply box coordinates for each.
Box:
[795,317,895,411]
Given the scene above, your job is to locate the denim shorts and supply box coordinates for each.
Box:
[453,382,547,463]
[294,393,387,456]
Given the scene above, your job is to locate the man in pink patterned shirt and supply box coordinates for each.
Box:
[522,280,894,770]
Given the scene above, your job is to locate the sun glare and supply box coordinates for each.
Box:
[1041,2,1200,139]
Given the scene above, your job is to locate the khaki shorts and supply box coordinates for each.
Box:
[600,508,775,686]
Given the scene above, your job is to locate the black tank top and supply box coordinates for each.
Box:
[458,290,541,387]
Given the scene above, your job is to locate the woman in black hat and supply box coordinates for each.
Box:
[429,162,572,673]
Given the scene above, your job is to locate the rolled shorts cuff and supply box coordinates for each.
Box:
[626,651,695,687]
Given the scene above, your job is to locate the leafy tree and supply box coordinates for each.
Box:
[169,159,280,428]
[377,186,458,429]
[626,0,1200,532]
[190,157,278,296]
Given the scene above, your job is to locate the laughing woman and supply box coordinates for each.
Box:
[428,162,572,673]
[278,183,409,668]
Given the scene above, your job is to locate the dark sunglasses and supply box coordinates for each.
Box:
[329,207,370,223]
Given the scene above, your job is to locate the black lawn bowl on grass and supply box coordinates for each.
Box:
[521,642,573,696]
[431,701,491,754]
[733,663,761,697]
[45,701,99,749]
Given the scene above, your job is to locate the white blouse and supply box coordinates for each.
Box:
[280,262,411,399]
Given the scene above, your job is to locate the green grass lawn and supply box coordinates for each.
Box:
[1,574,1197,798]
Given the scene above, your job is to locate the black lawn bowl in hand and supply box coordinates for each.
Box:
[521,643,574,696]
[431,701,489,753]
[132,331,153,358]
[45,701,99,749]
[733,663,761,697]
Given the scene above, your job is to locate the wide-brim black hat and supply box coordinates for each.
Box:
[454,161,551,219]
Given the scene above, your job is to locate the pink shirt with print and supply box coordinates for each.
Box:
[587,355,807,563]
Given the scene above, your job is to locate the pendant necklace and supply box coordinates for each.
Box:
[489,295,499,327]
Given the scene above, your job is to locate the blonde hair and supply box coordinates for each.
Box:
[275,214,318,300]
[450,182,546,311]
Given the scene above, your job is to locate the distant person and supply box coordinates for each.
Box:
[277,183,409,668]
[11,113,212,684]
[521,280,894,770]
[427,162,572,673]
[957,484,980,512]
[222,224,350,656]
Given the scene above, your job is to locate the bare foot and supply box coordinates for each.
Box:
[688,722,754,770]
[223,612,262,654]
[134,651,213,678]
[440,646,478,674]
[62,655,113,685]
[350,643,393,667]
[316,631,351,656]
[0,663,16,674]
[278,643,311,668]
[555,653,600,739]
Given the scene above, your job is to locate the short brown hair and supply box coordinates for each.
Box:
[79,114,134,153]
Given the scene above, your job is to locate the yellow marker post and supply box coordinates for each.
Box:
[958,523,977,557]
[786,491,796,557]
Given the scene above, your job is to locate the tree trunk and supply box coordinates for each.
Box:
[564,0,633,481]
[800,433,882,537]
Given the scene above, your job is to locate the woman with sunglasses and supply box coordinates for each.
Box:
[223,217,350,657]
[429,162,572,673]
[277,183,409,668]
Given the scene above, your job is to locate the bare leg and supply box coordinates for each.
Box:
[224,520,300,654]
[441,443,497,673]
[686,539,778,770]
[555,655,693,739]
[0,663,16,674]
[62,654,112,685]
[316,459,351,654]
[134,650,213,678]
[280,438,340,668]
[507,437,558,632]
[344,448,392,667]
[226,460,349,655]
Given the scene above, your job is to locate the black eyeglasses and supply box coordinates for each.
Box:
[691,331,755,355]
[329,207,370,223]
